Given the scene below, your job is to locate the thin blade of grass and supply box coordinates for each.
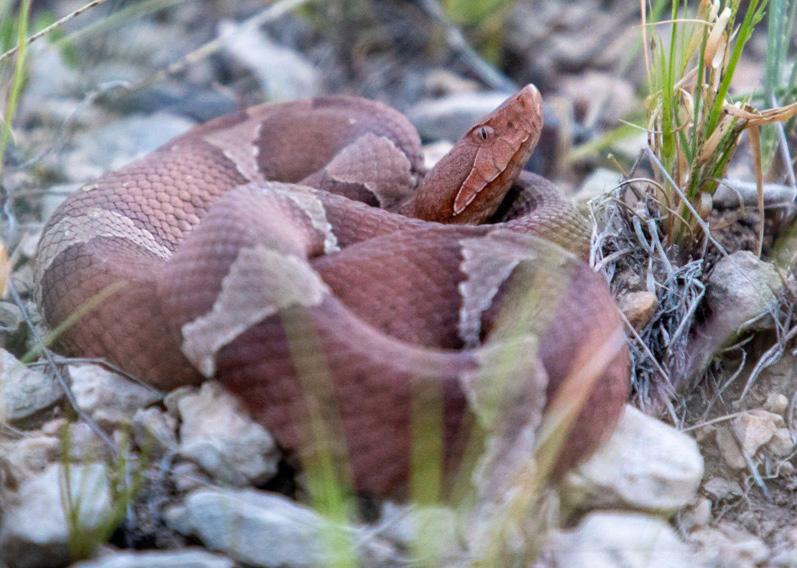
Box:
[0,0,31,181]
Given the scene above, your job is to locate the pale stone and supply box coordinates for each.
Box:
[731,410,781,457]
[0,463,113,567]
[549,511,696,568]
[703,477,743,500]
[681,497,712,530]
[715,426,746,470]
[768,428,795,457]
[618,290,658,330]
[576,167,623,202]
[70,364,163,429]
[0,349,62,426]
[72,548,234,568]
[176,382,279,486]
[764,393,789,415]
[166,488,362,568]
[563,405,704,513]
[691,523,769,568]
[717,409,785,469]
[132,406,178,457]
[707,251,780,332]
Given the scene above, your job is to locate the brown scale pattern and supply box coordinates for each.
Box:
[36,92,630,499]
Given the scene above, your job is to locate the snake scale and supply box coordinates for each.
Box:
[35,85,630,498]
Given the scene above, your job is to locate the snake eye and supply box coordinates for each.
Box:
[475,126,494,142]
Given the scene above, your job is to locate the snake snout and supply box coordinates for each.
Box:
[517,83,542,113]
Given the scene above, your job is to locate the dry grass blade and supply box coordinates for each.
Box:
[0,244,8,296]
[748,123,765,256]
[724,99,797,124]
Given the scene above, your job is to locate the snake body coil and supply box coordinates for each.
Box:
[35,86,629,497]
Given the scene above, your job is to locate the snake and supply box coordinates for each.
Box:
[34,85,630,498]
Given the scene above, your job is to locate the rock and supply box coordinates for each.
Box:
[559,72,636,127]
[2,434,60,483]
[548,511,696,568]
[72,548,234,568]
[702,477,743,500]
[618,291,658,330]
[0,463,114,567]
[175,382,279,486]
[23,46,79,101]
[707,251,780,332]
[506,1,637,88]
[0,301,24,348]
[422,141,454,170]
[166,488,363,568]
[117,83,237,122]
[715,409,784,468]
[680,497,712,531]
[423,69,481,96]
[768,428,794,457]
[691,523,769,568]
[132,407,178,457]
[100,20,194,69]
[732,410,781,456]
[220,21,321,101]
[764,392,789,415]
[59,421,115,462]
[575,167,622,202]
[10,263,36,296]
[17,232,41,259]
[563,405,704,513]
[170,460,211,494]
[64,113,195,181]
[70,364,163,430]
[716,427,747,470]
[375,503,462,563]
[770,549,797,567]
[163,385,194,417]
[0,349,63,427]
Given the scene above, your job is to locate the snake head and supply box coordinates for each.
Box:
[413,84,544,224]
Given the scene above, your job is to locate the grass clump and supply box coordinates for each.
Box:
[591,0,797,402]
[645,0,769,251]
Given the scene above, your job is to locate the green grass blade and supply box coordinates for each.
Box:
[0,0,30,180]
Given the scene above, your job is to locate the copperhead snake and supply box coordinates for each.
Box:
[35,85,629,498]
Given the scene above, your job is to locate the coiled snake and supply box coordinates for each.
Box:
[35,85,629,498]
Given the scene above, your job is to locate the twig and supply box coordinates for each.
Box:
[741,444,771,501]
[5,279,118,458]
[0,0,110,64]
[415,0,517,93]
[28,355,160,394]
[739,321,797,400]
[682,410,748,432]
